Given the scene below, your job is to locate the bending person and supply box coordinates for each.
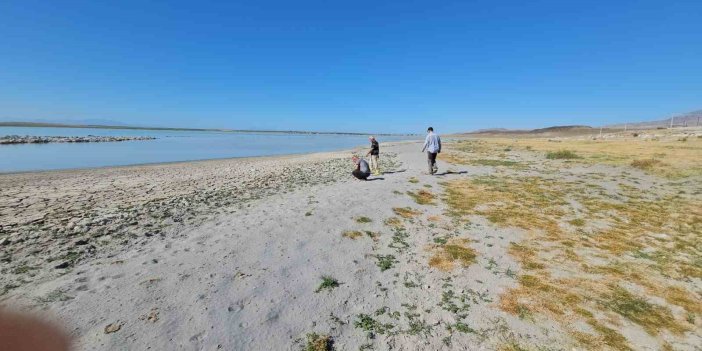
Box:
[352,155,371,180]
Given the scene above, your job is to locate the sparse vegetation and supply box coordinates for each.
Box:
[384,217,404,228]
[364,231,380,241]
[355,216,373,223]
[441,156,701,349]
[546,150,580,159]
[304,333,334,351]
[392,207,421,218]
[568,218,585,227]
[36,289,73,303]
[13,265,36,274]
[354,314,394,335]
[406,190,435,205]
[498,341,530,351]
[601,286,685,335]
[342,230,363,239]
[315,276,340,293]
[471,159,520,167]
[429,239,477,271]
[630,158,662,170]
[389,227,410,251]
[375,255,397,271]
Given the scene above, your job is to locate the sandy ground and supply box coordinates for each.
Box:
[1,139,700,350]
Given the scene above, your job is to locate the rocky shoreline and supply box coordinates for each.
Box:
[0,135,156,145]
[0,150,401,297]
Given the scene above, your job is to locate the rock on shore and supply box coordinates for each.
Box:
[0,135,156,144]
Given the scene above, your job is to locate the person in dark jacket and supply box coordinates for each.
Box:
[352,156,371,180]
[366,136,380,175]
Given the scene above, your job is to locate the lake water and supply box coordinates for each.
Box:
[0,127,415,173]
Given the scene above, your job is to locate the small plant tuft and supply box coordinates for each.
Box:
[355,216,373,223]
[353,314,394,335]
[406,190,435,205]
[392,207,421,218]
[630,158,661,170]
[568,218,585,227]
[315,276,340,293]
[375,255,397,271]
[304,332,334,351]
[546,150,580,159]
[342,231,363,239]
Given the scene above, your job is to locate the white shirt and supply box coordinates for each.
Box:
[422,132,441,153]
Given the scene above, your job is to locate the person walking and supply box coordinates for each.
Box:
[421,127,441,174]
[366,136,380,175]
[351,156,371,180]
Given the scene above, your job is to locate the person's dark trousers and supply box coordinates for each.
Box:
[427,152,438,174]
[352,169,370,180]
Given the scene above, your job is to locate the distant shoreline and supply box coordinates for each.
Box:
[0,121,415,137]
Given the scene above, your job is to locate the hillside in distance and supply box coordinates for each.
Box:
[606,110,702,129]
[457,109,702,136]
[458,125,603,137]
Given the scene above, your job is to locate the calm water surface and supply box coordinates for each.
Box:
[0,127,414,173]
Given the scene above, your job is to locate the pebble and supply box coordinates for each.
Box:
[54,262,70,269]
[104,322,122,334]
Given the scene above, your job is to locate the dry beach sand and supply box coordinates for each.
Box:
[1,133,701,350]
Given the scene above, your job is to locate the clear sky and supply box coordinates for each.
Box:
[1,0,700,133]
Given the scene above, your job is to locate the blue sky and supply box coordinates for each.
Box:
[1,0,700,133]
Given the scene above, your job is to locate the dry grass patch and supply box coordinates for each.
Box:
[445,135,702,177]
[427,215,442,222]
[392,207,421,219]
[342,231,363,240]
[471,159,522,167]
[601,286,687,336]
[304,333,333,351]
[546,150,580,159]
[428,238,477,271]
[384,217,404,228]
[444,176,567,236]
[568,218,585,227]
[437,152,466,165]
[572,319,631,351]
[630,158,663,171]
[442,174,702,348]
[439,139,514,165]
[662,286,702,315]
[407,189,435,205]
[511,137,702,178]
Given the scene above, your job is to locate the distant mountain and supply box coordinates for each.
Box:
[530,125,592,133]
[462,125,598,136]
[605,110,702,129]
[459,110,702,137]
[470,127,522,133]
